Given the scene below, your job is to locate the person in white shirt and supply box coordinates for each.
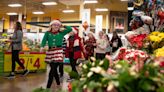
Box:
[95,31,107,60]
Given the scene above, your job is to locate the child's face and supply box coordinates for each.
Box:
[88,33,93,38]
[51,23,61,31]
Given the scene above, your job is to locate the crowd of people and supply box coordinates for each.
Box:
[40,19,123,88]
[5,20,123,89]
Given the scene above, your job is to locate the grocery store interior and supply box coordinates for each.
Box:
[0,0,164,92]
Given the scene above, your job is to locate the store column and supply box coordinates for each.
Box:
[79,3,84,38]
[18,13,22,22]
[79,3,91,38]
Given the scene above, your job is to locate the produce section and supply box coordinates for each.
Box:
[0,33,47,73]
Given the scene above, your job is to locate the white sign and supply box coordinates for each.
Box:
[82,9,90,32]
[30,26,39,32]
[95,15,103,35]
[0,20,3,32]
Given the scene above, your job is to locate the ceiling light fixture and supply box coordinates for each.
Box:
[62,10,75,13]
[8,4,22,7]
[33,11,44,14]
[121,0,129,1]
[127,7,134,10]
[42,2,57,5]
[84,0,98,4]
[6,12,18,15]
[95,8,108,12]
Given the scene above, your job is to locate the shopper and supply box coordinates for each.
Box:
[104,34,112,55]
[65,27,86,79]
[111,31,123,53]
[95,31,107,60]
[40,19,72,88]
[84,33,96,60]
[6,22,29,78]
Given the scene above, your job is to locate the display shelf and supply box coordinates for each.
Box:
[0,52,4,75]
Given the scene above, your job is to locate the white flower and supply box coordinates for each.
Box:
[153,62,160,67]
[82,64,88,69]
[90,57,96,62]
[83,85,87,89]
[90,66,103,74]
[107,83,114,91]
[87,72,93,77]
[92,62,95,66]
[130,71,137,76]
[115,64,122,69]
[112,81,119,87]
[80,78,86,81]
[79,63,83,67]
[99,60,104,65]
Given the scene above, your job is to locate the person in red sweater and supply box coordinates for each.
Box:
[65,27,86,80]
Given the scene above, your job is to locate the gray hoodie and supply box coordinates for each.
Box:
[11,30,23,50]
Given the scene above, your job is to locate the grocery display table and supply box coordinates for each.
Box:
[0,51,46,74]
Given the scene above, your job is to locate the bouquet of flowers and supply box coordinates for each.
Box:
[143,31,164,54]
[128,34,147,49]
[113,47,148,63]
[69,56,164,92]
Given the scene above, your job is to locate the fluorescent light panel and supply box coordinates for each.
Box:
[128,7,134,10]
[33,11,44,14]
[8,4,22,7]
[6,12,18,15]
[42,2,57,5]
[62,10,75,13]
[84,0,98,4]
[121,0,129,1]
[95,8,108,12]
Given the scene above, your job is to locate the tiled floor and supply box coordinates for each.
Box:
[0,66,70,92]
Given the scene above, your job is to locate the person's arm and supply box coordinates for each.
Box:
[41,32,48,47]
[79,38,86,58]
[11,31,23,43]
[60,26,72,36]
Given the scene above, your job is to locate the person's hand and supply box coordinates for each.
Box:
[5,40,12,43]
[40,47,44,52]
[59,25,65,32]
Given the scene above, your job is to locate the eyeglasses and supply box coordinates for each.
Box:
[51,24,61,26]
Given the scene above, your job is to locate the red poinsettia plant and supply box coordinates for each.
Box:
[129,34,147,49]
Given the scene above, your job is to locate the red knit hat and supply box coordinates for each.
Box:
[50,19,61,26]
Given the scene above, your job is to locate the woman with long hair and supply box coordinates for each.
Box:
[6,22,29,78]
[111,31,123,53]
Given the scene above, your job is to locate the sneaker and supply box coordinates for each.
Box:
[22,70,29,76]
[5,74,15,79]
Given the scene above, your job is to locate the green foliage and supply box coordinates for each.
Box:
[70,57,164,92]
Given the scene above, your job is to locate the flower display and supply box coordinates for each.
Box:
[129,34,147,49]
[148,31,164,42]
[116,47,148,63]
[154,47,164,57]
[143,31,164,54]
[69,57,164,92]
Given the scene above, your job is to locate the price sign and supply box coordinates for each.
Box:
[4,52,46,72]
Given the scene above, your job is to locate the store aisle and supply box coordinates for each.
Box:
[0,66,70,92]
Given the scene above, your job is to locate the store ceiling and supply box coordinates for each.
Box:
[0,0,128,15]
